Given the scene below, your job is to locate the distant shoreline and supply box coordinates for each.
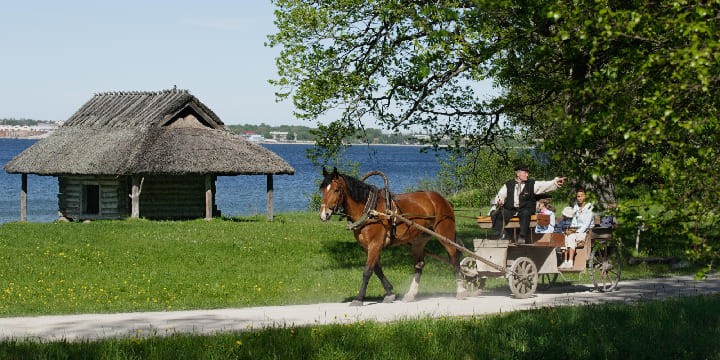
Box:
[1,136,431,147]
[0,134,50,140]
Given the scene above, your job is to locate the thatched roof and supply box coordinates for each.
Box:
[4,89,295,176]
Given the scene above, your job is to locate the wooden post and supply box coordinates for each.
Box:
[266,174,274,221]
[20,174,27,222]
[205,174,213,221]
[130,176,141,218]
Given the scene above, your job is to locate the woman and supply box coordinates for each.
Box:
[560,188,594,269]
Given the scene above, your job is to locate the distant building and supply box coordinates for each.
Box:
[246,134,265,142]
[269,131,288,142]
[0,123,59,138]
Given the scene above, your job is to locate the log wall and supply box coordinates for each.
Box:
[58,176,129,220]
[58,175,218,221]
[136,175,217,220]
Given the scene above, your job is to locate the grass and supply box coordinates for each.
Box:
[0,295,718,359]
[0,210,700,316]
[1,210,713,358]
[0,212,484,316]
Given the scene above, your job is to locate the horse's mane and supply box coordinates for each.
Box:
[320,172,375,203]
[341,174,375,203]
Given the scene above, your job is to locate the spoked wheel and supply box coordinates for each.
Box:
[460,257,486,296]
[589,241,622,292]
[508,257,538,298]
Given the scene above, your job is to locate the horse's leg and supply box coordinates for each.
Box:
[402,239,428,302]
[372,263,396,303]
[351,264,374,307]
[351,242,383,306]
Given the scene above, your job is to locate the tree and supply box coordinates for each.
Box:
[532,1,720,273]
[269,0,518,150]
[269,0,720,273]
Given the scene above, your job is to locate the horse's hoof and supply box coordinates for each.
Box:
[402,295,416,303]
[350,300,363,307]
[456,290,469,300]
[383,294,396,303]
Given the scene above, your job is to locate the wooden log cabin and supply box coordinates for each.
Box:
[3,89,295,221]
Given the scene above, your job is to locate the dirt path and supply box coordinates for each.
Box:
[1,275,718,342]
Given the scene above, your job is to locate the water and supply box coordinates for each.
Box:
[0,139,59,223]
[0,139,445,223]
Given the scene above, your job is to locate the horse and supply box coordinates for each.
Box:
[319,167,468,306]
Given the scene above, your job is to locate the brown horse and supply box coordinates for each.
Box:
[320,167,468,306]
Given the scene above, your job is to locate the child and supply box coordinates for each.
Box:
[554,207,575,234]
[535,198,555,234]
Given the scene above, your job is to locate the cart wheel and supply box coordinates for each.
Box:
[459,257,485,295]
[508,257,538,298]
[460,257,478,278]
[589,241,622,292]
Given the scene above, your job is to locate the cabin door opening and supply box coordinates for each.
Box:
[82,184,100,215]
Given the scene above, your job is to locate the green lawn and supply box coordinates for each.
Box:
[0,212,716,358]
[0,211,699,317]
[0,212,472,316]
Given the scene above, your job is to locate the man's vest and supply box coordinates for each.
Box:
[503,179,536,211]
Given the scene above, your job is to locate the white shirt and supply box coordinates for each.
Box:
[493,178,563,208]
[571,202,594,233]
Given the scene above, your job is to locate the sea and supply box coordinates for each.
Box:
[0,138,446,224]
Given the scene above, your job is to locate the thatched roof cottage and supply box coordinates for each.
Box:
[4,89,295,221]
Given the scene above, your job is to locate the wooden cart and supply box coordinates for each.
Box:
[377,210,621,298]
[462,216,622,297]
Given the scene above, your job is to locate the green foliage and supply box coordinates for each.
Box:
[269,0,720,270]
[529,1,720,271]
[443,146,567,210]
[2,295,719,359]
[269,0,512,148]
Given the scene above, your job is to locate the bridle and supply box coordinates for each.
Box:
[321,176,382,230]
[321,178,346,219]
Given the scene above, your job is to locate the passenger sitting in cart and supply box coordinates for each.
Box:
[490,164,566,244]
[559,188,595,269]
[535,198,555,234]
[555,207,575,234]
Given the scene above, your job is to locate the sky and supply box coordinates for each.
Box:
[0,0,299,126]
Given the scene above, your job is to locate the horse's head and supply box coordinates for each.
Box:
[319,167,344,222]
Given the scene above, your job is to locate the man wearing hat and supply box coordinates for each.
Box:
[491,164,566,243]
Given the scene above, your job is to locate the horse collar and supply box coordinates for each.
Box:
[346,187,379,230]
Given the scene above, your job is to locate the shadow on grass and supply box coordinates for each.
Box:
[321,240,419,270]
[220,215,265,223]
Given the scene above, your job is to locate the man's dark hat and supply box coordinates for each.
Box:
[514,164,529,172]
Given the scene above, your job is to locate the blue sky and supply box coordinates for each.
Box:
[0,1,298,126]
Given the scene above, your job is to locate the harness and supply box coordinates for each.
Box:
[344,171,400,244]
[345,187,379,230]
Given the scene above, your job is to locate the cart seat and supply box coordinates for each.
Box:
[532,232,565,247]
[476,215,537,229]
